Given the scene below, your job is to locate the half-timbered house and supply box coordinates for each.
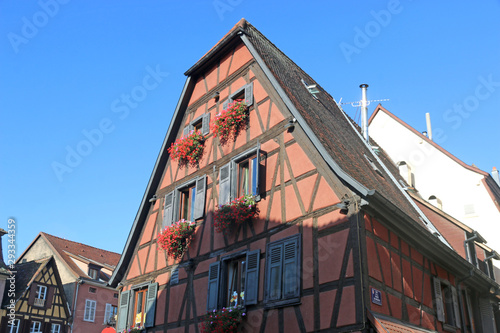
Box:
[0,257,71,333]
[17,232,120,333]
[109,19,500,332]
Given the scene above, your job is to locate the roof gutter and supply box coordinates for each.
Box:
[239,33,371,197]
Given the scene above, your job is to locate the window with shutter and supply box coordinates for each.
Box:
[116,290,130,331]
[245,250,260,305]
[185,113,211,137]
[193,176,206,220]
[433,277,445,322]
[8,319,20,333]
[171,267,179,285]
[167,175,207,222]
[224,83,254,109]
[219,146,261,205]
[264,234,301,307]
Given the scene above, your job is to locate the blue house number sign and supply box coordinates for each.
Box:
[371,288,382,306]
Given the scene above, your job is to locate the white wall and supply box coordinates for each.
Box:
[369,110,500,253]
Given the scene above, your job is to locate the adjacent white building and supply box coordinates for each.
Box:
[369,105,500,256]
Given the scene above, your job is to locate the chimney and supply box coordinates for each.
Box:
[493,167,500,187]
[360,84,369,142]
[0,228,7,267]
[425,113,433,141]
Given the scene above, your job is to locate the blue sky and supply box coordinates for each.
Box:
[1,1,499,261]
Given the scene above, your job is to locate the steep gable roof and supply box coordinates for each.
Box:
[110,18,452,286]
[18,232,120,280]
[2,257,50,307]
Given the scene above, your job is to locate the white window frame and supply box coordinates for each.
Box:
[30,321,42,333]
[8,319,20,333]
[36,285,47,300]
[50,324,61,333]
[83,299,97,322]
[104,303,117,324]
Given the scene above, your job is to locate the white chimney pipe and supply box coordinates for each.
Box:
[360,84,369,142]
[425,113,433,141]
[493,167,500,187]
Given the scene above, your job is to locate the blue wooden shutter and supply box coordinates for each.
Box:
[183,127,189,136]
[222,100,229,111]
[207,262,220,312]
[252,146,260,200]
[193,175,206,220]
[170,267,179,285]
[144,283,158,328]
[116,290,130,331]
[163,191,174,227]
[433,277,445,322]
[266,243,283,301]
[245,250,260,305]
[219,163,232,205]
[202,113,210,136]
[283,237,300,299]
[244,83,253,106]
[451,286,461,328]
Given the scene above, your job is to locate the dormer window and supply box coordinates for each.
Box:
[88,264,101,280]
[428,195,442,209]
[397,161,415,187]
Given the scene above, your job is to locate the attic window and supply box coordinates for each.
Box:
[89,287,97,293]
[184,114,210,136]
[301,79,319,98]
[364,154,384,177]
[428,195,442,210]
[223,82,254,110]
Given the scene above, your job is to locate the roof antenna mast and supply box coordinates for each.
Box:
[360,84,369,142]
[340,85,389,143]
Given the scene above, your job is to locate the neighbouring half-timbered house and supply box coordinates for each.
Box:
[109,19,500,332]
[0,257,71,333]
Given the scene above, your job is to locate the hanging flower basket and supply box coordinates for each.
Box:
[157,220,196,259]
[168,130,205,167]
[200,306,246,333]
[214,195,259,234]
[211,100,248,145]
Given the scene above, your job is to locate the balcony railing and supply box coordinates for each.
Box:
[34,298,46,307]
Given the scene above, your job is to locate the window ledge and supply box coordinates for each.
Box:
[264,297,301,309]
[442,323,457,332]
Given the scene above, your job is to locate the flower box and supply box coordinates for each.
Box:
[214,195,259,234]
[157,220,196,259]
[168,130,205,167]
[211,100,248,145]
[201,306,246,333]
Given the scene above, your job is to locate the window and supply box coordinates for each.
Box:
[34,285,47,307]
[428,195,443,210]
[219,146,261,205]
[183,113,210,136]
[8,319,20,333]
[179,183,196,221]
[89,287,97,293]
[88,265,101,280]
[114,293,119,299]
[30,321,41,333]
[264,234,301,307]
[223,82,254,110]
[433,277,461,329]
[397,161,415,187]
[116,283,158,332]
[50,324,61,333]
[163,175,207,227]
[84,299,96,322]
[207,250,260,312]
[465,231,478,267]
[104,303,118,324]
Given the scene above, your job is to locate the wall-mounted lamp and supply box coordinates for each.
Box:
[284,118,297,132]
[149,195,158,203]
[213,91,220,102]
[334,201,349,215]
